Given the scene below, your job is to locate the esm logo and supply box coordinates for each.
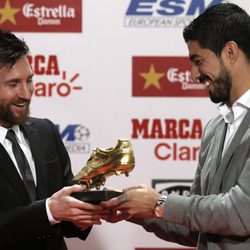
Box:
[125,0,225,27]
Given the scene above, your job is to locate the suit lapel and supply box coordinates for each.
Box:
[207,121,227,194]
[21,121,49,199]
[209,109,250,194]
[0,144,31,203]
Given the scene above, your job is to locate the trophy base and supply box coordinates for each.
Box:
[72,190,122,203]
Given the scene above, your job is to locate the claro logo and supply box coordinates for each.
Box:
[131,118,202,161]
[28,55,83,97]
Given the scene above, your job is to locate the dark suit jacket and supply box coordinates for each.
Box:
[0,117,91,250]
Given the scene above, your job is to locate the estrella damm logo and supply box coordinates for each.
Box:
[132,56,208,97]
[0,0,82,32]
[125,0,226,27]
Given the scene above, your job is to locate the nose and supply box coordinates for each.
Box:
[190,65,200,82]
[18,82,34,100]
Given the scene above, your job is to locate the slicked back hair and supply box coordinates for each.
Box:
[0,30,29,69]
[183,3,250,60]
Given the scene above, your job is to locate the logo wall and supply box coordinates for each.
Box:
[152,179,192,196]
[125,0,225,28]
[56,124,90,154]
[132,56,208,97]
[132,118,202,161]
[0,0,81,32]
[27,54,83,97]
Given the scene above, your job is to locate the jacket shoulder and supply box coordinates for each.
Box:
[203,115,224,138]
[26,117,57,130]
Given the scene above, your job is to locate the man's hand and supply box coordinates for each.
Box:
[101,184,160,219]
[47,185,109,230]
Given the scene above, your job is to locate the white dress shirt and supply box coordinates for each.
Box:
[0,125,37,184]
[0,125,59,224]
[218,89,250,156]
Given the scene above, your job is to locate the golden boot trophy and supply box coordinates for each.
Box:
[72,139,135,202]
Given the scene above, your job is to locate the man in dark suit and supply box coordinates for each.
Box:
[0,30,108,250]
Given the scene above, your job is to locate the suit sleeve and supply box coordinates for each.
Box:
[128,217,198,247]
[163,165,250,236]
[0,118,91,247]
[0,199,57,244]
[129,117,250,244]
[44,118,92,240]
[125,134,205,247]
[160,118,250,236]
[142,116,250,238]
[127,159,202,247]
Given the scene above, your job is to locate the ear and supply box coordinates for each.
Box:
[222,41,239,64]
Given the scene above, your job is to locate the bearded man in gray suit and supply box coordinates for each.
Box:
[102,3,250,249]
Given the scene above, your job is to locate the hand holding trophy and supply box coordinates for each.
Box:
[72,139,135,203]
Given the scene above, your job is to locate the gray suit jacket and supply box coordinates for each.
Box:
[136,110,250,249]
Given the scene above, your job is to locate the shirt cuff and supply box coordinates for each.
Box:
[45,198,61,225]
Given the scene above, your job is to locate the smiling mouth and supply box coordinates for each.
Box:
[199,75,212,88]
[12,101,30,110]
[15,103,26,107]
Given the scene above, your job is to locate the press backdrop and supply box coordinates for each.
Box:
[1,0,249,249]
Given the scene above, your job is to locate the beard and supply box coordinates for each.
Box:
[209,63,232,104]
[0,100,30,126]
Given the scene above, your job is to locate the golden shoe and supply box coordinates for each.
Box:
[73,139,135,190]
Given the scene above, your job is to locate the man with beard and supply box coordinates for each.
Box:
[102,3,250,250]
[0,30,109,250]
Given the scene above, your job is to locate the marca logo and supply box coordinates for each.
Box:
[27,54,83,97]
[56,124,90,154]
[131,118,202,161]
[132,56,208,97]
[0,0,81,32]
[125,0,225,27]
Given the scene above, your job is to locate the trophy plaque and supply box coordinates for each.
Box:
[71,139,135,203]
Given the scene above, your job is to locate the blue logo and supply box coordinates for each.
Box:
[125,0,225,27]
[56,124,90,153]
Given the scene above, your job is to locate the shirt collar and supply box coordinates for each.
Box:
[218,88,250,124]
[218,104,233,124]
[0,125,21,144]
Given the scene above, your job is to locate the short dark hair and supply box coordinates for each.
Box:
[183,3,250,59]
[0,30,29,68]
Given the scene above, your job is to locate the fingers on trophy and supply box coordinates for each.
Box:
[72,139,135,202]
